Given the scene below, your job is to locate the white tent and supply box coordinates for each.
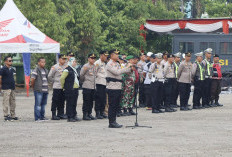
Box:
[0,0,60,96]
[0,0,60,53]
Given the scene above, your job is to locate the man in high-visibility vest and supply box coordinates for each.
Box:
[202,48,215,108]
[173,52,181,108]
[192,52,205,109]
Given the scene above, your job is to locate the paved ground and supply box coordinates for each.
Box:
[0,91,232,157]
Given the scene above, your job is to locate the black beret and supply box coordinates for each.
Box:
[214,54,219,57]
[151,54,156,59]
[167,54,174,58]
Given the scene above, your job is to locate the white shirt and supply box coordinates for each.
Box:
[143,62,152,85]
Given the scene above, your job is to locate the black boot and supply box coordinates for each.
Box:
[109,121,123,128]
[59,114,68,119]
[215,100,223,107]
[96,111,104,119]
[88,114,97,120]
[83,113,91,121]
[100,111,108,118]
[74,115,81,121]
[123,108,131,116]
[128,108,136,115]
[52,111,60,120]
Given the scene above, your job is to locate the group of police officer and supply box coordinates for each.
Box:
[49,48,223,128]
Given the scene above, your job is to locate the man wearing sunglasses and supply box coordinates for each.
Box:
[0,56,18,121]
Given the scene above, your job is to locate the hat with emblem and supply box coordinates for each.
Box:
[58,54,67,59]
[163,51,169,56]
[155,53,163,59]
[100,50,109,56]
[195,52,203,57]
[167,54,174,58]
[185,52,191,57]
[214,54,219,58]
[67,52,75,56]
[174,52,182,58]
[88,53,96,58]
[109,49,120,55]
[204,48,213,54]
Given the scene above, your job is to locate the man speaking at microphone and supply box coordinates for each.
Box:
[106,49,132,128]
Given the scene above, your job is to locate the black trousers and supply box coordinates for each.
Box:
[211,79,221,102]
[95,84,106,113]
[82,88,95,114]
[179,82,191,108]
[151,81,163,110]
[51,89,65,116]
[173,79,179,105]
[65,89,78,119]
[144,84,152,107]
[138,80,145,104]
[164,78,175,108]
[202,78,212,106]
[107,89,121,123]
[193,80,204,107]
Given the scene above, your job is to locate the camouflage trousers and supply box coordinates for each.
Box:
[1,89,16,117]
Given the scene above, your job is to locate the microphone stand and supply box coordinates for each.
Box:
[126,70,152,129]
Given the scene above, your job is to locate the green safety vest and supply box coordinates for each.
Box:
[173,62,178,78]
[204,59,212,76]
[196,61,204,80]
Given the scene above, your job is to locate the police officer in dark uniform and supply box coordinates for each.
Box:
[192,52,205,109]
[105,49,131,128]
[173,52,181,108]
[163,54,177,112]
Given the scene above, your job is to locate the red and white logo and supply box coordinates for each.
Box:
[0,18,14,37]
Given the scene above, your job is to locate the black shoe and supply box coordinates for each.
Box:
[171,104,178,108]
[193,106,200,109]
[128,108,136,115]
[74,116,81,121]
[117,113,121,117]
[83,113,91,120]
[170,108,177,112]
[96,112,104,119]
[52,115,60,120]
[58,114,68,119]
[11,117,19,120]
[88,114,97,120]
[165,108,174,112]
[152,109,160,113]
[67,118,76,122]
[199,106,205,109]
[185,107,192,110]
[4,115,13,121]
[158,109,164,113]
[215,101,223,107]
[109,122,123,128]
[180,107,185,111]
[100,112,108,118]
[203,105,210,108]
[123,108,130,116]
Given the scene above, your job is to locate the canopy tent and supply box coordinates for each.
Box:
[0,0,60,96]
[141,18,232,34]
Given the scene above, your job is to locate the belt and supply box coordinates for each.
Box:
[157,79,165,82]
[205,76,212,78]
[106,77,122,83]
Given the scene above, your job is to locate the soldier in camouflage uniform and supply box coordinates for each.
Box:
[120,55,136,116]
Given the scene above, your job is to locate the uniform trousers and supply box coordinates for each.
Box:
[151,81,163,110]
[178,82,191,108]
[164,78,176,109]
[82,88,95,114]
[65,89,78,119]
[107,89,121,123]
[95,84,106,113]
[51,89,65,116]
[193,80,204,107]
